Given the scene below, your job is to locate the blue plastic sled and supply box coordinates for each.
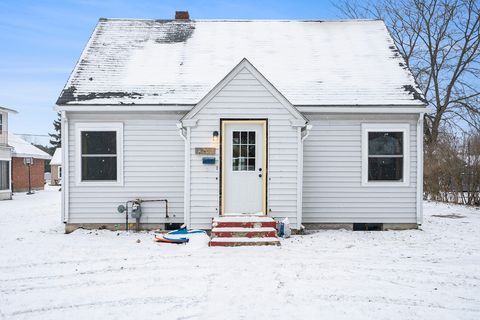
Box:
[154,227,206,244]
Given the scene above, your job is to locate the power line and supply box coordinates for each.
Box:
[13,133,50,137]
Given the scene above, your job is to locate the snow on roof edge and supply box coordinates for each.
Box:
[8,133,52,160]
[98,18,383,22]
[49,148,62,165]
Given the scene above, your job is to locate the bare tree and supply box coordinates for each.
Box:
[460,131,480,205]
[335,0,480,148]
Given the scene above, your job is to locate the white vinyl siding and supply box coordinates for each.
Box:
[302,114,418,224]
[189,67,300,229]
[66,113,184,224]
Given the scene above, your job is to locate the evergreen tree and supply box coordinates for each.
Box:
[49,112,61,148]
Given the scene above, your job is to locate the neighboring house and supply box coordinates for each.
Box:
[9,133,51,192]
[50,148,62,186]
[56,13,427,232]
[0,106,17,200]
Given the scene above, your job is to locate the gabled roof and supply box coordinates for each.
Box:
[50,148,62,165]
[9,133,52,160]
[57,19,425,107]
[182,58,307,123]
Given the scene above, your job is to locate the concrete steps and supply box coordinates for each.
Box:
[209,216,280,247]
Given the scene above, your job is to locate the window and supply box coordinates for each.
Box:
[0,114,3,132]
[232,131,256,171]
[362,124,409,186]
[75,123,123,186]
[58,166,62,179]
[0,160,10,190]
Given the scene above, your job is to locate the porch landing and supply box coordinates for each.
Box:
[209,216,280,247]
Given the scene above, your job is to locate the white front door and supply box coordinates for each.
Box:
[222,121,266,215]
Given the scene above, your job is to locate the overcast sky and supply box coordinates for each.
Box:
[0,0,339,145]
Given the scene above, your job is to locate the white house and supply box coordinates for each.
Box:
[56,15,427,233]
[8,133,52,192]
[0,106,17,200]
[50,148,62,186]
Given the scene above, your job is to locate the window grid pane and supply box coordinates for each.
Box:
[232,130,256,171]
[81,131,116,155]
[82,157,117,181]
[368,132,403,155]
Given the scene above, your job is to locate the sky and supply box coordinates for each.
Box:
[0,0,341,145]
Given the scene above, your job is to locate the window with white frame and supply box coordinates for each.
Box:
[0,114,3,132]
[362,123,410,186]
[75,123,123,185]
[58,166,62,179]
[0,160,10,190]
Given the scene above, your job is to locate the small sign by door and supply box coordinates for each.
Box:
[195,147,216,155]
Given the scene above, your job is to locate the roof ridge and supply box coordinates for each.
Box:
[98,18,382,23]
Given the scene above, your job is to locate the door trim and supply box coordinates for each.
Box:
[220,119,268,215]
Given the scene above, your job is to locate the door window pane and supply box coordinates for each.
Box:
[232,158,239,171]
[232,132,240,144]
[232,145,240,158]
[248,131,255,144]
[240,145,248,157]
[232,131,256,171]
[248,158,256,171]
[248,145,255,157]
[240,158,247,171]
[241,132,248,144]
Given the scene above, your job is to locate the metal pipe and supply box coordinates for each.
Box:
[138,199,169,218]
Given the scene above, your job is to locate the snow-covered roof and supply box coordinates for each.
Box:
[49,148,62,165]
[8,133,52,160]
[0,106,18,114]
[57,19,425,107]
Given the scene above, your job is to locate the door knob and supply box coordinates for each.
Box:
[258,174,262,178]
[259,168,262,172]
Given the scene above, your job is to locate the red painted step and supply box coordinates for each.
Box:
[211,227,277,238]
[212,216,277,229]
[209,237,280,247]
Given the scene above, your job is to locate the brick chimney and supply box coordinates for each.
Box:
[175,11,190,20]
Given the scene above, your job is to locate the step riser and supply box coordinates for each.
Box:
[213,222,277,229]
[209,241,280,247]
[210,216,280,247]
[212,231,277,238]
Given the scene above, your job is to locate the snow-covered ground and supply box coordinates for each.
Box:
[0,187,479,320]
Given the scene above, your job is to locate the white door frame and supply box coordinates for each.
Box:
[220,119,267,215]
